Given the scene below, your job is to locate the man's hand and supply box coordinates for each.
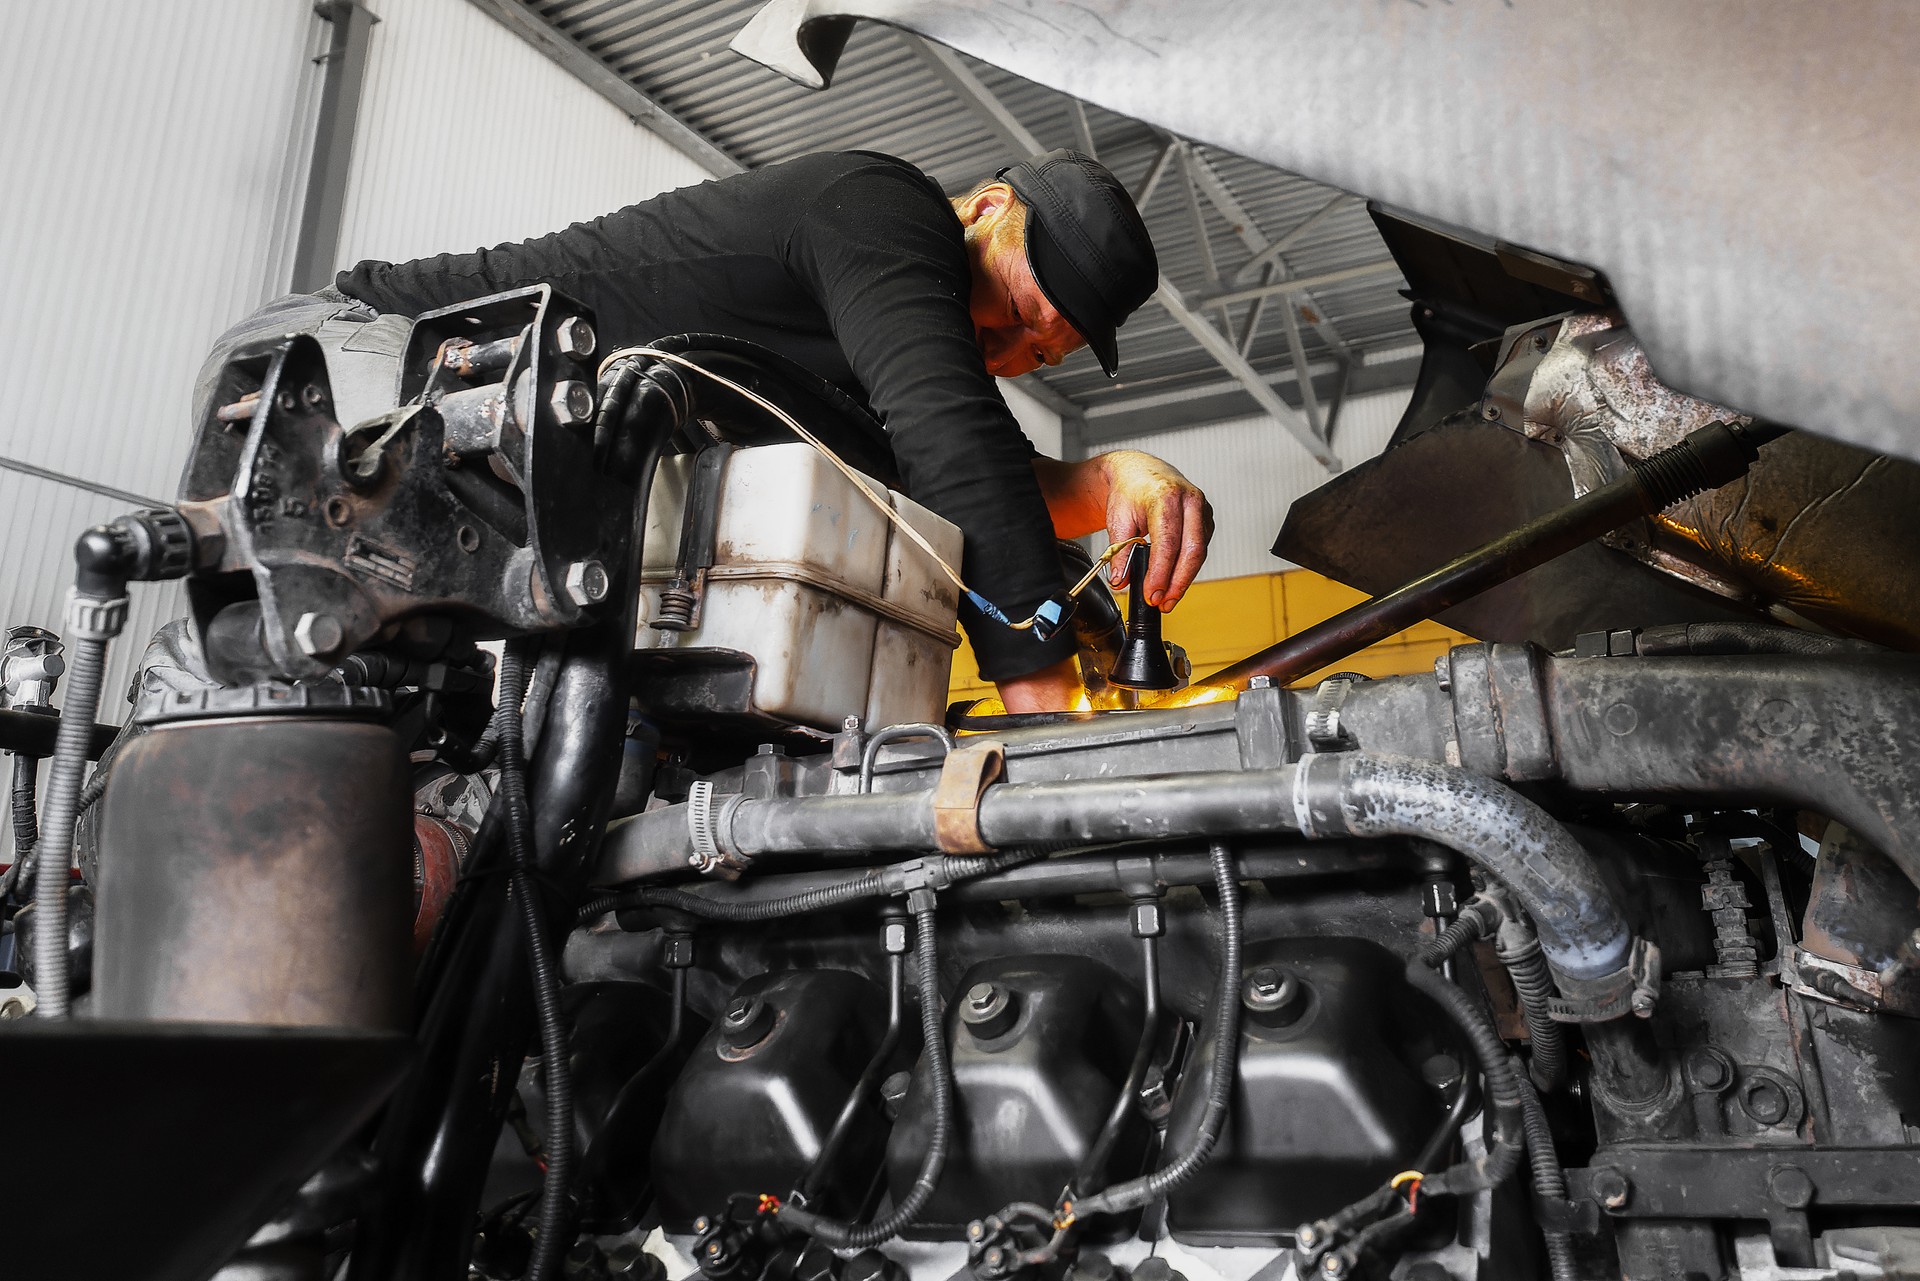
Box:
[1032,451,1214,608]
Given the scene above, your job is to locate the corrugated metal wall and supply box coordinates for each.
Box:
[1113,388,1412,580]
[335,0,712,269]
[1,0,717,862]
[0,0,329,751]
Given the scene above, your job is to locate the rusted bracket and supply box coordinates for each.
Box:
[932,741,1006,854]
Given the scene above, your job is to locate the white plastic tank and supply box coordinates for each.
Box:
[636,442,963,731]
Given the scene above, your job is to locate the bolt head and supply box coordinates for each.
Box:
[1591,1166,1632,1211]
[293,611,345,660]
[1247,675,1272,690]
[967,982,998,1012]
[1295,1224,1319,1249]
[554,315,596,359]
[1768,1164,1815,1210]
[549,379,593,425]
[1250,966,1283,998]
[564,559,610,606]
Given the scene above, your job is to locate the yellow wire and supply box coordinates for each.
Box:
[1388,1170,1424,1189]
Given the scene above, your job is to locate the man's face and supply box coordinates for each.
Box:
[959,185,1086,378]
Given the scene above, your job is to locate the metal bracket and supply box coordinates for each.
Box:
[1546,936,1661,1022]
[932,741,1005,854]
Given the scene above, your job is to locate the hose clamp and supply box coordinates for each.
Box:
[686,781,748,877]
[1546,936,1662,1022]
[64,591,128,642]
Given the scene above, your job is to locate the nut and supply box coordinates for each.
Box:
[549,379,593,425]
[1590,1166,1632,1212]
[554,315,596,359]
[564,559,610,606]
[1247,675,1272,690]
[293,612,345,660]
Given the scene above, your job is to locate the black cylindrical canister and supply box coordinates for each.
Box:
[93,691,414,1029]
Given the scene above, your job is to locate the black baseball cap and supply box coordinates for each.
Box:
[999,149,1158,377]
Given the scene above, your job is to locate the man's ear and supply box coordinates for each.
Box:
[957,181,1016,229]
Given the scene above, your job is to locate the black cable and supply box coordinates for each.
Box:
[1069,840,1243,1218]
[576,848,1050,927]
[10,752,38,859]
[778,895,952,1247]
[496,642,573,1281]
[1071,932,1160,1198]
[1516,1070,1577,1281]
[1418,910,1487,967]
[1499,933,1567,1093]
[576,876,888,926]
[1398,960,1523,1197]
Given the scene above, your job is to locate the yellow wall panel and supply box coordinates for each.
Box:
[946,569,1474,705]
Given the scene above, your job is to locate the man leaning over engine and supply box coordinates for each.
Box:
[229,149,1211,711]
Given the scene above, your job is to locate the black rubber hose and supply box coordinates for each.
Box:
[1499,932,1567,1094]
[1516,1071,1577,1281]
[496,643,573,1281]
[1633,621,1884,658]
[779,897,952,1247]
[1070,841,1243,1217]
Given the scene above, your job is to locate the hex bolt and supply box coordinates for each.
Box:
[294,611,345,660]
[554,315,596,359]
[1243,965,1309,1025]
[1295,1223,1320,1250]
[1247,675,1272,690]
[961,981,1018,1040]
[966,1221,985,1242]
[721,994,774,1049]
[565,559,610,606]
[300,383,330,413]
[1741,1077,1792,1126]
[1590,1166,1632,1212]
[843,714,862,732]
[1768,1164,1814,1210]
[549,379,593,425]
[1320,1255,1349,1279]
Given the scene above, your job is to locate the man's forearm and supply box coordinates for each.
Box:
[1030,455,1108,539]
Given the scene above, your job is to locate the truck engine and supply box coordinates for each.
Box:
[4,10,1919,1281]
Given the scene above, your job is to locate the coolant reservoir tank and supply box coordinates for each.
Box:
[636,442,963,731]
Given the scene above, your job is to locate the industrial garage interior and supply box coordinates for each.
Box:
[1,4,1915,1280]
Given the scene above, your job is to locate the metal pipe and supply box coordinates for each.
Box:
[703,758,1631,980]
[799,948,905,1204]
[1180,419,1786,699]
[1073,932,1159,1196]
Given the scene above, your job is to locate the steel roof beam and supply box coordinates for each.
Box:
[1130,139,1178,210]
[464,0,746,176]
[903,36,1338,470]
[1183,153,1357,364]
[1197,259,1402,309]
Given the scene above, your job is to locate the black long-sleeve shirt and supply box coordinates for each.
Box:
[337,150,1072,681]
